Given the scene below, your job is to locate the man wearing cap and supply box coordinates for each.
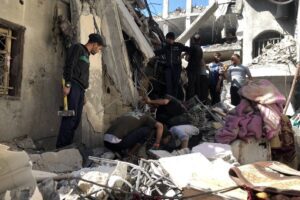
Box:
[154,32,190,98]
[56,33,104,148]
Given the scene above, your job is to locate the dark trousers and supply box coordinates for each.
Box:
[56,83,85,148]
[187,71,209,103]
[209,84,221,105]
[230,85,241,106]
[165,65,181,98]
[104,127,152,153]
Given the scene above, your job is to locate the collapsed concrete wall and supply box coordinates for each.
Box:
[242,0,296,64]
[0,0,68,141]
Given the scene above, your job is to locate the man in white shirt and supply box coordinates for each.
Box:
[227,54,252,106]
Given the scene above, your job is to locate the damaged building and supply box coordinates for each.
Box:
[0,0,154,147]
[157,0,300,112]
[1,0,300,199]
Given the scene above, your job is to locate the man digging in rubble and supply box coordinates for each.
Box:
[154,32,190,99]
[143,95,188,127]
[161,124,199,151]
[103,111,164,157]
[56,33,104,148]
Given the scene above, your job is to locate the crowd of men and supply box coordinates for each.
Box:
[56,32,252,160]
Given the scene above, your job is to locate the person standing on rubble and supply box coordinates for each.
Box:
[186,34,209,103]
[103,111,164,155]
[208,52,224,105]
[227,54,252,106]
[56,33,104,148]
[154,32,190,98]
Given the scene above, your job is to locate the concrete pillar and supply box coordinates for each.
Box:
[185,0,192,46]
[162,0,169,35]
[176,2,218,44]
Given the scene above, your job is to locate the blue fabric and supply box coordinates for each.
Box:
[209,63,221,86]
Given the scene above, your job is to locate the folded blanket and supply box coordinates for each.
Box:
[216,79,285,144]
[216,99,263,144]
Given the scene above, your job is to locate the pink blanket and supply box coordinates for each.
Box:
[216,79,286,144]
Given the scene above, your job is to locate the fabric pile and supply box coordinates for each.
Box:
[216,79,286,144]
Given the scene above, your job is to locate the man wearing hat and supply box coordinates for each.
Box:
[155,32,190,99]
[56,33,104,148]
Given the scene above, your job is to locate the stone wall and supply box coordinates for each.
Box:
[0,0,68,141]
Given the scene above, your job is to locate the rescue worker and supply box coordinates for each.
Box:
[103,112,164,155]
[154,32,190,98]
[56,33,104,148]
[186,34,208,103]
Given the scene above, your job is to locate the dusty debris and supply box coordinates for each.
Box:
[32,170,57,182]
[77,171,109,199]
[0,148,38,200]
[191,142,239,165]
[158,153,244,199]
[252,35,297,65]
[30,148,83,173]
[14,135,37,150]
[231,138,271,165]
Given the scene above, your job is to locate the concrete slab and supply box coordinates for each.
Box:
[191,142,233,160]
[116,0,155,61]
[30,149,83,173]
[231,138,272,165]
[176,2,218,44]
[158,153,244,199]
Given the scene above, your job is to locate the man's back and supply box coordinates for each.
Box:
[187,45,203,66]
[106,112,156,139]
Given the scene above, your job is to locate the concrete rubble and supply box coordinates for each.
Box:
[29,149,83,173]
[1,0,300,200]
[252,35,297,65]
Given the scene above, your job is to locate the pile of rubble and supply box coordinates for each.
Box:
[252,35,297,65]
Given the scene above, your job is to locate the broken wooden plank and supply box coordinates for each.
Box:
[176,2,218,44]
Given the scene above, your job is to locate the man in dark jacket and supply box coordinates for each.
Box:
[154,32,190,98]
[56,33,104,148]
[186,34,208,103]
